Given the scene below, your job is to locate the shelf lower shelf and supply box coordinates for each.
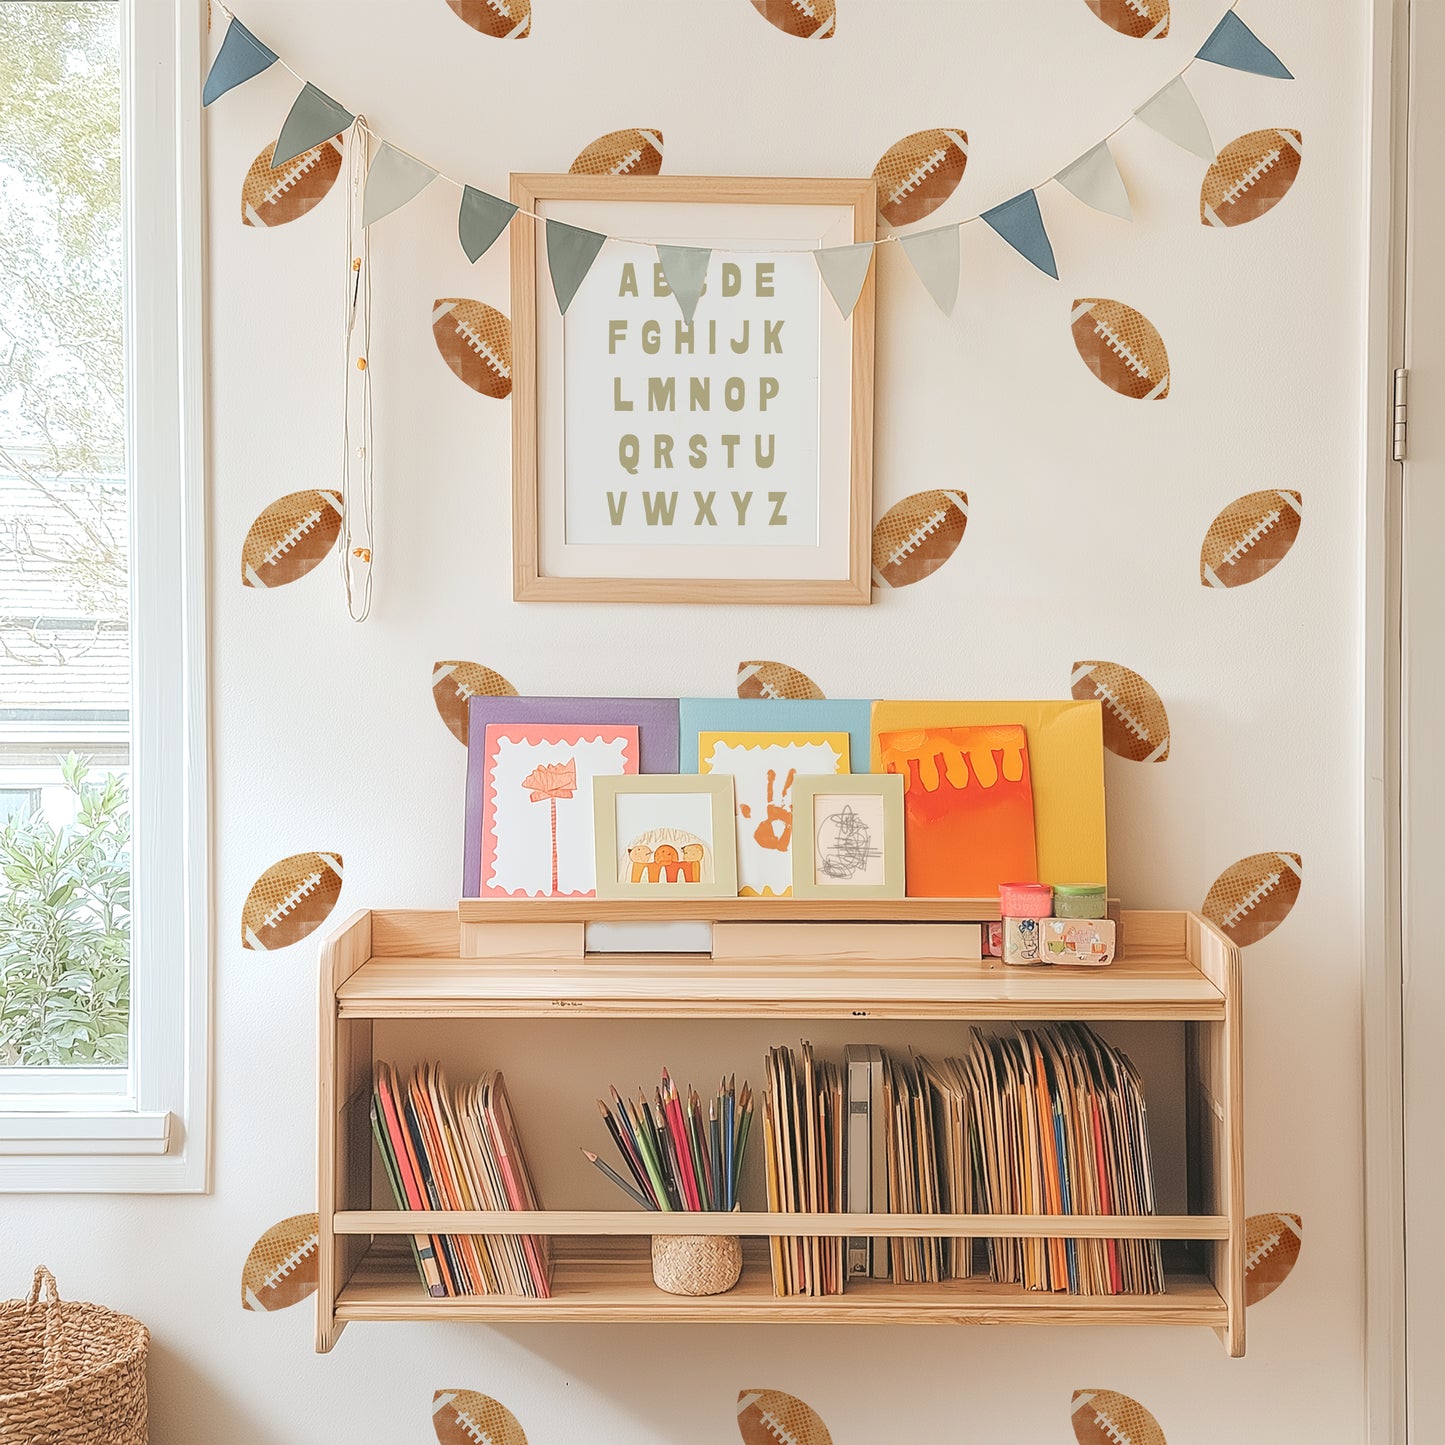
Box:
[336,1238,1226,1328]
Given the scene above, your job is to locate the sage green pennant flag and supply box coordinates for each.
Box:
[458,186,517,264]
[545,219,607,314]
[1134,76,1214,161]
[656,245,711,324]
[1055,141,1133,221]
[362,143,437,228]
[273,83,355,168]
[899,225,960,316]
[813,241,875,320]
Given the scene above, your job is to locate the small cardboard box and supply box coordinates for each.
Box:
[1041,917,1116,967]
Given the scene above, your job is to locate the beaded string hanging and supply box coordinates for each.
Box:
[339,117,375,622]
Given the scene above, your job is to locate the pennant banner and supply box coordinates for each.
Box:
[362,143,437,228]
[981,191,1058,279]
[656,245,711,325]
[1055,142,1132,221]
[899,225,960,316]
[459,186,517,264]
[203,17,277,106]
[813,242,875,320]
[274,83,355,168]
[1135,76,1214,160]
[1196,12,1293,79]
[546,219,607,315]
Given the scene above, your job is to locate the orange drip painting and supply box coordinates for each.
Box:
[878,724,1038,896]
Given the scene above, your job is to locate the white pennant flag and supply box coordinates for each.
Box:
[362,142,437,228]
[1055,142,1132,221]
[813,242,876,320]
[899,226,960,316]
[1134,76,1214,161]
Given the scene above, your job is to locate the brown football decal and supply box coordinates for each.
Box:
[872,128,969,228]
[445,0,531,38]
[738,1390,832,1445]
[1084,0,1169,39]
[1202,130,1303,228]
[569,128,664,177]
[750,0,836,39]
[1070,660,1170,763]
[737,660,826,701]
[433,1390,529,1445]
[432,659,518,744]
[432,298,512,399]
[241,489,343,588]
[241,852,344,951]
[242,1213,320,1311]
[241,135,344,228]
[1202,851,1303,947]
[1072,1390,1168,1445]
[872,490,968,589]
[1070,298,1170,401]
[1245,1212,1303,1305]
[1200,490,1303,588]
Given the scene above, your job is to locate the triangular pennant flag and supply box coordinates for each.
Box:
[1134,76,1214,160]
[656,245,711,324]
[1055,141,1133,221]
[545,219,607,314]
[459,186,517,264]
[273,83,355,168]
[1196,12,1293,79]
[362,143,437,228]
[202,17,277,106]
[813,242,875,320]
[899,225,960,315]
[981,191,1058,279]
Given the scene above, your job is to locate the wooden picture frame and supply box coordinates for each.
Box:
[593,774,739,899]
[790,773,905,900]
[510,174,877,606]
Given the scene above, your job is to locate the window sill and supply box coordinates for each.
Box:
[0,1109,171,1156]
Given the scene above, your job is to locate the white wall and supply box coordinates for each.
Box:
[1,2,1371,1441]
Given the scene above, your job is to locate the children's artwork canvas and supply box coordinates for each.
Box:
[594,775,738,898]
[698,730,850,896]
[479,724,639,896]
[876,723,1037,896]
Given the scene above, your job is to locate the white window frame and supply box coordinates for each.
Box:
[0,0,210,1192]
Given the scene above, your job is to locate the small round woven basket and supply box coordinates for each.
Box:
[0,1267,149,1445]
[650,1233,743,1296]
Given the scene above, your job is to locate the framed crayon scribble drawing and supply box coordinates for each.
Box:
[790,773,905,901]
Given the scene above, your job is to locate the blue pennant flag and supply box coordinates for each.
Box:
[273,83,355,168]
[1196,12,1293,79]
[202,17,277,106]
[981,190,1058,279]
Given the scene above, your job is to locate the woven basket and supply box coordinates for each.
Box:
[0,1267,149,1445]
[650,1233,742,1296]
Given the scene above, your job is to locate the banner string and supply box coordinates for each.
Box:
[213,0,1242,256]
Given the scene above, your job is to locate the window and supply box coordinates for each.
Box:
[0,0,208,1190]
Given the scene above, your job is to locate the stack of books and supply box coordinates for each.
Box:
[761,1042,845,1297]
[370,1061,551,1298]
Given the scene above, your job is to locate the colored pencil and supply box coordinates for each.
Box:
[582,1148,654,1210]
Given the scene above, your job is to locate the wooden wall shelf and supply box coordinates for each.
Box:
[316,904,1243,1354]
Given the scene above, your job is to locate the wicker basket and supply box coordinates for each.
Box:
[0,1267,149,1445]
[650,1233,743,1296]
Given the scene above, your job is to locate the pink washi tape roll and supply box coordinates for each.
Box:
[998,881,1053,919]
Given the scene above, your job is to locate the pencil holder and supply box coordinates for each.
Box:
[650,1232,743,1296]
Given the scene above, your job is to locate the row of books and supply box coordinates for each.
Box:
[370,1061,551,1298]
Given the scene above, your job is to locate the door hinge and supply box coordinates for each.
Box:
[1394,367,1409,462]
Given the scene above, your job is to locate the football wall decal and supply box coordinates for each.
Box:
[871,489,968,589]
[433,1390,529,1445]
[445,0,531,38]
[1070,659,1170,763]
[1244,1211,1303,1305]
[1070,298,1170,401]
[241,135,343,227]
[1071,1389,1168,1445]
[1085,0,1169,39]
[241,489,343,588]
[241,851,344,951]
[432,660,518,744]
[432,298,513,399]
[242,1213,320,1311]
[1202,851,1303,947]
[569,128,664,177]
[872,128,969,228]
[750,0,836,39]
[737,659,825,701]
[1200,489,1303,588]
[737,1390,833,1445]
[1201,129,1303,228]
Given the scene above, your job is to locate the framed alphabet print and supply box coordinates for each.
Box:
[593,774,739,899]
[790,773,905,901]
[511,174,876,606]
